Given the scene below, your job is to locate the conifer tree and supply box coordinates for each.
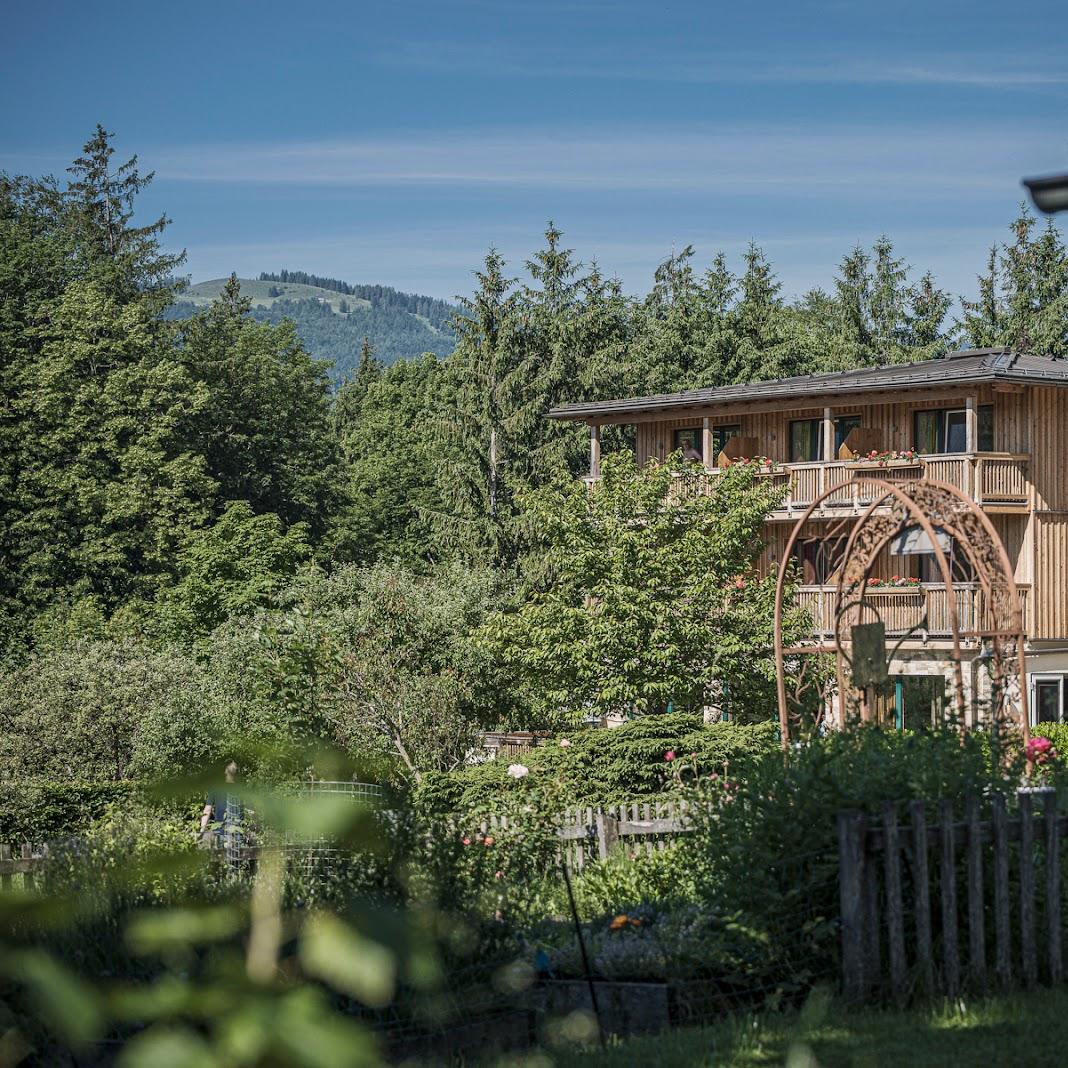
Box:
[65,125,183,303]
[432,251,525,561]
[959,206,1068,356]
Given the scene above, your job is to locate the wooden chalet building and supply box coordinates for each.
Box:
[548,348,1068,729]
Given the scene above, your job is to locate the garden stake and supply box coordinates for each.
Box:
[560,858,605,1048]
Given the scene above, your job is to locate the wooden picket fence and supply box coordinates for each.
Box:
[838,790,1065,1003]
[0,842,50,890]
[475,802,692,872]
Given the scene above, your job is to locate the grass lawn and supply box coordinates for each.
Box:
[546,985,1068,1067]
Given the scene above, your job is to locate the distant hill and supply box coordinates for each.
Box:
[169,272,460,382]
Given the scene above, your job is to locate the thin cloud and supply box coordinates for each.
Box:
[378,41,1068,90]
[146,122,1055,196]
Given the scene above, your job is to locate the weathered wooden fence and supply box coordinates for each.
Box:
[474,802,692,872]
[0,842,50,891]
[839,791,1065,1003]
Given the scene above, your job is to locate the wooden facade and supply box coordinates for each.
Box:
[552,355,1068,725]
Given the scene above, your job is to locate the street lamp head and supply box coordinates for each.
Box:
[1022,172,1068,215]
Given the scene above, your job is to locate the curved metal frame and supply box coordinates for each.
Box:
[773,476,1029,750]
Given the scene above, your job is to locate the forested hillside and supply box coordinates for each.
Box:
[2,126,1067,779]
[169,274,458,380]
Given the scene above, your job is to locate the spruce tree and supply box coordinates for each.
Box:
[960,206,1068,356]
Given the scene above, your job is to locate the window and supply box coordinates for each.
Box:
[790,419,822,462]
[792,537,846,584]
[1033,676,1067,725]
[834,415,861,453]
[916,545,977,584]
[673,427,703,459]
[978,405,994,451]
[913,405,994,454]
[712,424,742,456]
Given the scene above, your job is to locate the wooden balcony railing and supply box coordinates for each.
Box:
[797,583,1031,639]
[632,452,1031,514]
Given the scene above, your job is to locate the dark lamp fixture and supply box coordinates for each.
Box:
[1022,173,1068,215]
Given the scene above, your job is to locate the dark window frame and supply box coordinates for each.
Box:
[672,427,703,459]
[913,405,994,454]
[789,418,823,462]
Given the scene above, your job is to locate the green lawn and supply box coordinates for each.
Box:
[546,985,1068,1067]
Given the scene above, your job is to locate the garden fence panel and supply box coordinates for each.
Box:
[838,790,1068,1005]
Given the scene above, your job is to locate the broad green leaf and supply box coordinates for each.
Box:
[117,1027,222,1068]
[300,912,396,1007]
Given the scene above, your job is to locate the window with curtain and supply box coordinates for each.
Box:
[913,406,994,454]
[790,419,822,462]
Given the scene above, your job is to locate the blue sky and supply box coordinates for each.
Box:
[2,0,1067,305]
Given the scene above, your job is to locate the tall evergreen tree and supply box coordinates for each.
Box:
[959,206,1068,356]
[432,251,525,562]
[65,124,183,303]
[177,274,344,539]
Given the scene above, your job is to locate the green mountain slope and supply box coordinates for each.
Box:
[169,275,459,381]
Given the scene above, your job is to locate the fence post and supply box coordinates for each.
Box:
[965,795,987,989]
[21,843,35,893]
[1019,792,1037,987]
[992,794,1012,987]
[1044,791,1062,983]
[910,801,934,996]
[882,802,906,1003]
[838,809,867,1002]
[939,799,960,997]
[595,809,619,860]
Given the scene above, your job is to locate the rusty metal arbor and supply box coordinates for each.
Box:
[773,476,1029,749]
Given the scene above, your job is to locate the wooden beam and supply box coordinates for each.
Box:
[822,406,835,463]
[702,416,713,470]
[589,423,601,478]
[965,395,978,454]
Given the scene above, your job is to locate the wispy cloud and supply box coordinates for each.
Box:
[147,121,1055,196]
[378,41,1068,90]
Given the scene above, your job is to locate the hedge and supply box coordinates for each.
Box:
[416,714,780,813]
[1,781,145,843]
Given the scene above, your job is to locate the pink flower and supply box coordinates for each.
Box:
[483,835,495,846]
[494,870,503,879]
[664,751,676,762]
[1027,736,1056,764]
[559,738,571,748]
[506,763,529,779]
[462,837,471,846]
[734,577,746,589]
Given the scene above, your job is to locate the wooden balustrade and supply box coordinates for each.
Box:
[798,583,1031,639]
[647,452,1032,515]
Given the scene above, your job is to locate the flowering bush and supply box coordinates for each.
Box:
[723,456,784,472]
[1026,735,1060,785]
[854,448,920,466]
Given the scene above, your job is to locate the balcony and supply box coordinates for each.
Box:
[796,583,1031,640]
[649,452,1031,517]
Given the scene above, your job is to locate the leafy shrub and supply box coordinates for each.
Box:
[417,715,779,813]
[0,781,141,843]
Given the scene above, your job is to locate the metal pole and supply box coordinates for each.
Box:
[560,860,605,1048]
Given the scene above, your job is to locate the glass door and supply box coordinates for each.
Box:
[944,410,967,452]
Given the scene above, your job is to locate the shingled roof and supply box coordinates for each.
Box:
[548,349,1068,421]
